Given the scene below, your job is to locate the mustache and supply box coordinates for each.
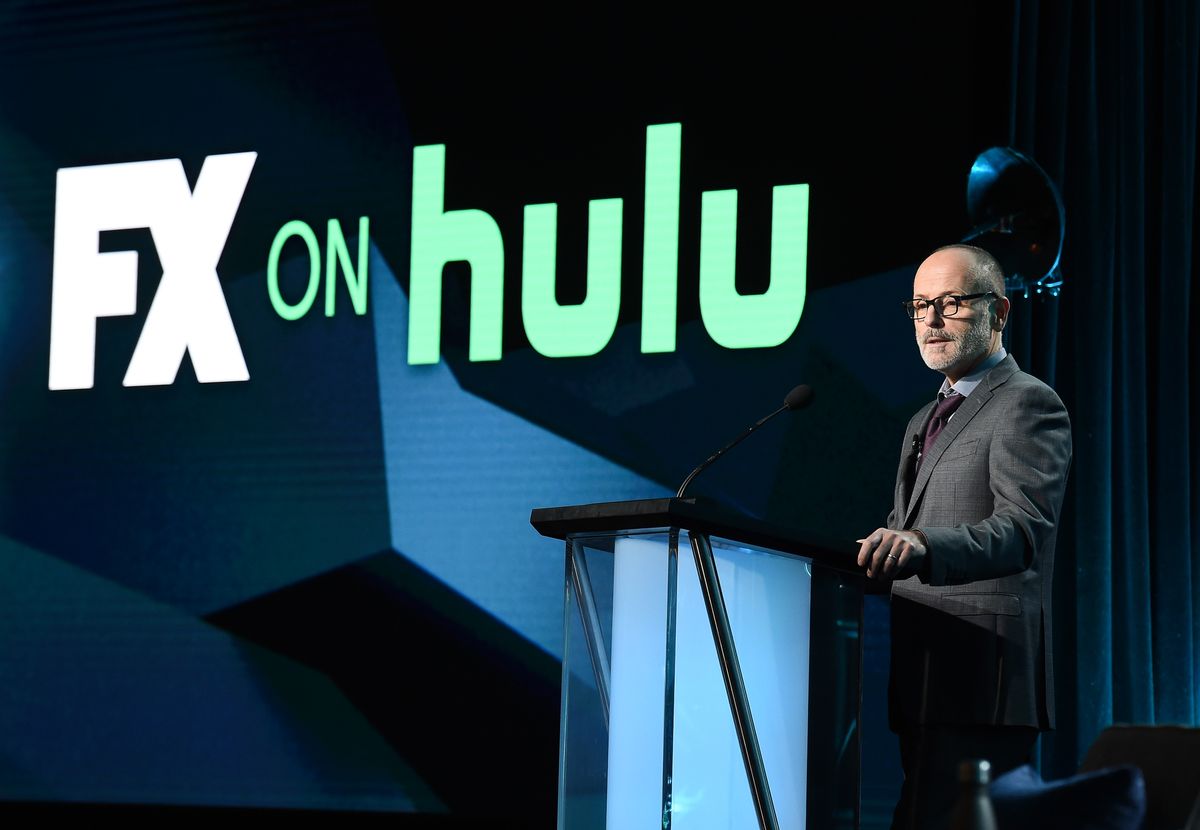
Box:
[919,332,957,345]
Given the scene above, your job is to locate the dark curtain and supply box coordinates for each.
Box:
[1005,0,1200,776]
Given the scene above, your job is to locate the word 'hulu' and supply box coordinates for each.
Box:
[408,123,809,364]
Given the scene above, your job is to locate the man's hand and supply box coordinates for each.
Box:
[856,529,928,580]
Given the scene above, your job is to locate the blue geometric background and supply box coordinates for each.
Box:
[0,2,1009,822]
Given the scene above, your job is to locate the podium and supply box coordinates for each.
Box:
[531,498,864,830]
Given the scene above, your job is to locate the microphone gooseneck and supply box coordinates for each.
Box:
[676,384,814,498]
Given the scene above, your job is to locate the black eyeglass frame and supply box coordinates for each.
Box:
[902,291,996,321]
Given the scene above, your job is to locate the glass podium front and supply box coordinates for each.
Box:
[557,528,862,830]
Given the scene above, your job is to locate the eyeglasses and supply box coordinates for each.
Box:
[902,291,995,321]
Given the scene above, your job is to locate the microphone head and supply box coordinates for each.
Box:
[784,384,814,411]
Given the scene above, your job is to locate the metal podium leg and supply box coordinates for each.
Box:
[568,540,611,729]
[690,531,780,830]
[661,529,680,829]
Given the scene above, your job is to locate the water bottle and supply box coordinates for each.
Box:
[948,758,997,830]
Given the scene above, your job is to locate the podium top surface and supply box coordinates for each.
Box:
[530,497,860,573]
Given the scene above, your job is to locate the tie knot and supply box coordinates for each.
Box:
[934,391,965,420]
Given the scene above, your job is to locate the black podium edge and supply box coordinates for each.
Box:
[530,497,861,575]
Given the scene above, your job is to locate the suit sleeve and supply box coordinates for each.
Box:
[918,383,1072,586]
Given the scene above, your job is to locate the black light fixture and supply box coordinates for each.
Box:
[962,147,1065,298]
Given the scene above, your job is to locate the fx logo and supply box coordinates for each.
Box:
[49,152,256,390]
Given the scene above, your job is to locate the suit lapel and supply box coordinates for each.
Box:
[897,402,934,519]
[901,356,1020,527]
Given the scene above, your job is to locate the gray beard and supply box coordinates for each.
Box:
[918,316,993,373]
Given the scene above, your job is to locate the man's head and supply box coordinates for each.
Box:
[910,244,1010,382]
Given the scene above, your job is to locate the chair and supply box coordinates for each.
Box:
[1079,725,1200,830]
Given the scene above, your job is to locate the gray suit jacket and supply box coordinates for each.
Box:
[887,355,1071,730]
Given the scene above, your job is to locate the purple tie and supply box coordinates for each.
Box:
[917,391,965,471]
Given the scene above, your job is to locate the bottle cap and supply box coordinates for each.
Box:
[958,758,991,784]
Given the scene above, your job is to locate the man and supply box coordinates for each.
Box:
[856,244,1072,829]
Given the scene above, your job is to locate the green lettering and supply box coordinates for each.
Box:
[408,144,504,365]
[521,199,622,358]
[325,216,370,317]
[640,123,681,353]
[267,219,321,321]
[699,184,809,349]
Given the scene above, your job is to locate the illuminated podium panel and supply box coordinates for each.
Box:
[532,499,863,830]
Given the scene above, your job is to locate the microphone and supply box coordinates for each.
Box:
[676,384,814,498]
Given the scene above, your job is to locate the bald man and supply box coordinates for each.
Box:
[856,245,1072,829]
